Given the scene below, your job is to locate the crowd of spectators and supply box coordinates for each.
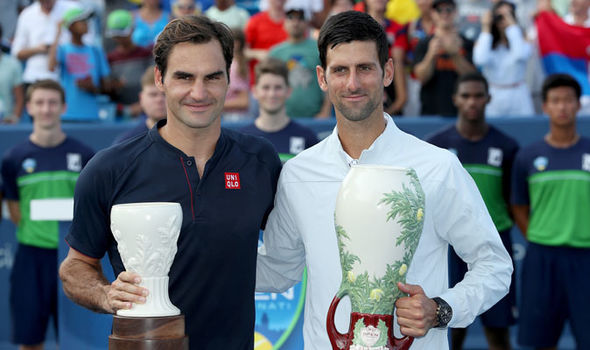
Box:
[0,1,589,350]
[1,0,589,124]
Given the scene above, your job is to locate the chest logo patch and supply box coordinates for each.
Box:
[487,147,503,167]
[582,154,590,172]
[22,158,36,173]
[289,137,305,155]
[67,153,82,172]
[225,172,241,189]
[533,156,548,172]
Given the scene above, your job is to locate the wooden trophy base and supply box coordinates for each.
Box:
[109,314,188,350]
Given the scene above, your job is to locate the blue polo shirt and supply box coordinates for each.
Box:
[66,120,281,349]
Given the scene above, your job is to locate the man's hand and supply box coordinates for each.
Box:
[76,76,97,94]
[104,271,149,314]
[395,282,438,337]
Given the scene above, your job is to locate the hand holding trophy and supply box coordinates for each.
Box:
[109,202,188,349]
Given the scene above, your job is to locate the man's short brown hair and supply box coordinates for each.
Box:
[153,15,234,82]
[255,58,290,87]
[26,79,66,103]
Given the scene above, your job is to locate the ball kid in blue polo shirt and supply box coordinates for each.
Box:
[59,16,281,350]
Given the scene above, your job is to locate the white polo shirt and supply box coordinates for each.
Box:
[257,114,512,350]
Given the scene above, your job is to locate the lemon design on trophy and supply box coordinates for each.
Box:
[327,165,425,350]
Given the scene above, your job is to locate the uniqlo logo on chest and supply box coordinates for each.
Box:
[225,172,241,189]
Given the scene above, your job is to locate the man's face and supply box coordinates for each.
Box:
[284,11,307,40]
[155,41,229,131]
[453,81,490,122]
[433,3,456,29]
[543,86,580,127]
[39,0,56,12]
[174,0,197,17]
[70,20,88,36]
[27,88,65,129]
[366,0,389,12]
[253,73,291,115]
[316,40,393,122]
[140,85,167,122]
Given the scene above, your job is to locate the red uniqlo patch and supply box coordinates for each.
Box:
[225,172,241,189]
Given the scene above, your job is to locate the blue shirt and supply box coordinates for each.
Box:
[66,120,281,349]
[240,120,319,162]
[57,43,110,121]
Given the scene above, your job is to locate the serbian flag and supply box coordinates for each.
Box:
[536,11,590,96]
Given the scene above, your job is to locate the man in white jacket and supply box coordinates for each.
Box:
[256,10,513,350]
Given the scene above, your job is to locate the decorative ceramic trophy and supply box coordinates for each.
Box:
[108,202,188,349]
[327,165,425,350]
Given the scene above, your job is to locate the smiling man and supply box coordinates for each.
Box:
[1,79,94,350]
[58,15,281,350]
[256,11,512,349]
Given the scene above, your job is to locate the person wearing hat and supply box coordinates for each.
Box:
[413,0,476,117]
[106,9,153,119]
[268,5,332,118]
[48,6,111,121]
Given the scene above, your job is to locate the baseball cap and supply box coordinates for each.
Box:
[284,5,310,21]
[62,7,94,28]
[106,10,134,38]
[432,0,456,9]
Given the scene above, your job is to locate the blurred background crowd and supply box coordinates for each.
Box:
[0,0,589,125]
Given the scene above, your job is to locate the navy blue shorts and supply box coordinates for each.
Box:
[449,229,517,328]
[518,242,590,348]
[10,244,58,345]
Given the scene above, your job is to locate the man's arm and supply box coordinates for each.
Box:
[395,283,438,337]
[413,37,441,83]
[59,248,148,314]
[10,84,24,123]
[6,200,20,225]
[511,204,529,237]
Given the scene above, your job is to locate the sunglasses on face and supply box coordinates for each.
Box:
[286,13,305,20]
[435,6,455,14]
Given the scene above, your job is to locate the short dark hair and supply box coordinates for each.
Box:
[26,79,66,103]
[541,73,582,102]
[454,72,489,95]
[255,58,289,86]
[317,11,389,70]
[153,15,234,82]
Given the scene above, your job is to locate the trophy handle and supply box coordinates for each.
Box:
[391,332,414,350]
[326,289,348,350]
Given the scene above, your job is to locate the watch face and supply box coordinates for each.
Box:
[440,305,452,325]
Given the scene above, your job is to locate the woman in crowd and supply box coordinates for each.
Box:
[132,0,171,48]
[473,1,534,117]
[223,28,251,121]
[172,0,200,18]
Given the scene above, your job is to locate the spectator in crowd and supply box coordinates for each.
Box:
[48,7,111,121]
[59,15,281,350]
[562,0,590,26]
[171,0,200,18]
[414,0,476,116]
[512,73,590,350]
[240,58,318,162]
[0,25,25,124]
[223,28,251,120]
[404,0,435,116]
[326,0,354,17]
[1,79,94,350]
[0,0,30,45]
[473,1,534,117]
[12,0,85,87]
[426,72,518,350]
[256,11,512,349]
[205,0,250,29]
[269,6,331,118]
[258,0,325,28]
[244,0,288,86]
[132,0,171,48]
[356,0,409,116]
[106,9,153,119]
[113,66,166,144]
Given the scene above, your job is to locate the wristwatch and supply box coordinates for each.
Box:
[432,297,452,328]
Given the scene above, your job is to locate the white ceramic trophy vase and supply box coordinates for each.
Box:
[327,165,425,350]
[110,202,182,317]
